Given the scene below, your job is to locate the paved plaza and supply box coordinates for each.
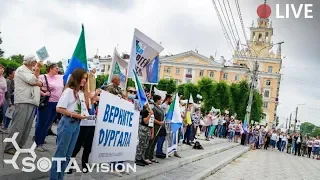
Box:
[206,149,320,180]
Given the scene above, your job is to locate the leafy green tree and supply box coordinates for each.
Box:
[10,54,24,64]
[311,128,320,137]
[96,74,109,88]
[301,122,316,136]
[156,79,176,94]
[197,77,214,112]
[177,84,185,97]
[211,81,231,112]
[229,81,250,120]
[0,31,3,57]
[183,82,199,103]
[57,61,63,68]
[250,90,263,123]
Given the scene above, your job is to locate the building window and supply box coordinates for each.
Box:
[264,90,270,98]
[223,73,228,80]
[175,79,179,85]
[165,67,171,73]
[266,80,271,86]
[200,70,204,77]
[187,68,192,75]
[268,66,273,73]
[235,74,239,81]
[107,65,110,71]
[209,71,214,78]
[176,68,180,74]
[263,102,268,108]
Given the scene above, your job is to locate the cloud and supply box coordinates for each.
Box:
[56,0,136,11]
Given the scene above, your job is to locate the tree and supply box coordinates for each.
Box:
[197,77,215,112]
[57,61,63,68]
[0,31,4,57]
[96,74,109,88]
[301,122,316,136]
[156,79,176,94]
[229,81,250,120]
[10,54,24,64]
[250,90,263,123]
[211,81,231,112]
[183,82,199,103]
[177,84,186,97]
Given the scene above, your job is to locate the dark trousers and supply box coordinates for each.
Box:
[183,125,192,143]
[71,126,95,170]
[145,126,160,160]
[241,134,246,145]
[190,125,198,142]
[35,102,58,146]
[308,147,312,158]
[295,143,301,156]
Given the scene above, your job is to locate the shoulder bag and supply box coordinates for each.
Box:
[39,75,51,109]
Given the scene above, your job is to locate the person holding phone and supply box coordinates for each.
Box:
[50,68,89,180]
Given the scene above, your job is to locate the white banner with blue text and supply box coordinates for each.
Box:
[89,91,140,163]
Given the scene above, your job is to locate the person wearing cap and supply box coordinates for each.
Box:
[4,55,43,155]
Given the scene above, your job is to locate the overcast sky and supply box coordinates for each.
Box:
[1,0,319,126]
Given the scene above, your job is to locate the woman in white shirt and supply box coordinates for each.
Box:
[281,133,287,152]
[50,68,92,180]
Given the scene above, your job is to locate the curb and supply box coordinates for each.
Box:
[188,146,250,180]
[0,139,227,180]
[116,143,240,180]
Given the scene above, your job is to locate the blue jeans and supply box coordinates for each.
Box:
[156,136,166,155]
[291,140,296,153]
[35,102,58,145]
[50,116,80,180]
[2,97,14,129]
[220,126,226,137]
[281,141,286,152]
[229,131,235,140]
[205,125,212,138]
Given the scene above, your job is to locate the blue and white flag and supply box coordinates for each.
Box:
[128,28,164,84]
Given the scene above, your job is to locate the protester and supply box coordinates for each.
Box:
[191,108,201,142]
[205,111,213,141]
[294,133,302,156]
[287,134,292,154]
[307,137,313,158]
[183,103,192,145]
[280,133,287,152]
[35,63,64,152]
[155,95,167,159]
[0,67,15,134]
[0,64,7,128]
[270,130,277,149]
[234,121,241,143]
[4,55,42,155]
[135,104,153,166]
[50,68,89,180]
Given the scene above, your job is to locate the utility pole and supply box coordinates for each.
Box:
[246,61,258,127]
[285,117,288,129]
[288,113,292,133]
[294,106,298,133]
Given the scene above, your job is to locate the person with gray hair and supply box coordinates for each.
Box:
[4,55,43,155]
[103,74,123,98]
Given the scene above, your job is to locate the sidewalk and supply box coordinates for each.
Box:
[1,122,223,180]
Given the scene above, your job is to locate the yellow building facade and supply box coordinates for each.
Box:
[159,11,282,127]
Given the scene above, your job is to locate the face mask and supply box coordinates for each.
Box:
[128,94,135,100]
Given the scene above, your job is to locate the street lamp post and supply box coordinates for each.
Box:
[244,42,284,127]
[294,103,305,133]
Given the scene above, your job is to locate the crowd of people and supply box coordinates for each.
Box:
[0,55,319,180]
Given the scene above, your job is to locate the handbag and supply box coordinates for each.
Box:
[39,75,50,109]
